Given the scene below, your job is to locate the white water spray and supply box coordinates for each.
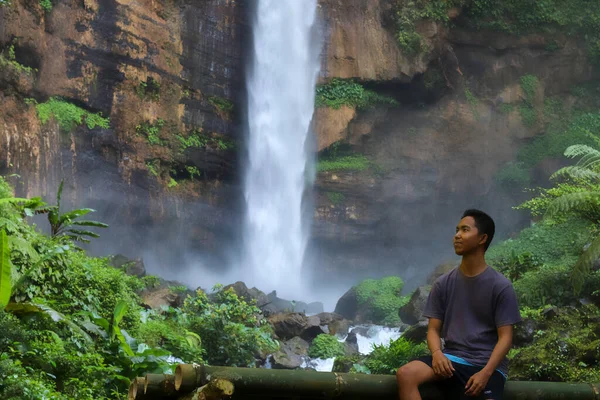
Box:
[242,0,321,299]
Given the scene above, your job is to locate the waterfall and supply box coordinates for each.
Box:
[243,0,321,299]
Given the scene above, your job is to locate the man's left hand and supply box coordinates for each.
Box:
[464,370,492,396]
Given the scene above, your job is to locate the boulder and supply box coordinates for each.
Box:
[141,287,185,309]
[343,331,359,356]
[333,287,358,321]
[513,318,538,347]
[542,306,560,320]
[223,281,269,308]
[402,320,428,344]
[268,313,326,341]
[398,285,431,325]
[427,262,456,285]
[316,312,351,336]
[262,291,324,315]
[110,254,146,277]
[271,337,310,369]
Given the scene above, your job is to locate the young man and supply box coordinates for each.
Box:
[396,209,521,400]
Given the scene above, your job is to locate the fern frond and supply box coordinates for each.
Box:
[565,144,600,172]
[546,191,600,218]
[551,166,600,181]
[571,235,600,294]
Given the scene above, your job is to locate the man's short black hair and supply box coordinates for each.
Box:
[462,209,495,251]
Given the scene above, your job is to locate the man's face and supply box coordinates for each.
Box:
[453,216,486,255]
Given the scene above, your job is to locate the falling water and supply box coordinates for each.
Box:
[243,0,321,299]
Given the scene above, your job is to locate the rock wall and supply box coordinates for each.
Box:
[0,0,597,290]
[0,0,248,267]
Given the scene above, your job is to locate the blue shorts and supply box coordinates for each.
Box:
[417,356,506,400]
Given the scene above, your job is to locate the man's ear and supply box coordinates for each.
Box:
[478,233,488,247]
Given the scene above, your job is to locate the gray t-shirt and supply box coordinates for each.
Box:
[423,266,521,375]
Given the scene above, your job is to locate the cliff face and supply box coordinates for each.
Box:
[0,0,597,286]
[0,0,247,264]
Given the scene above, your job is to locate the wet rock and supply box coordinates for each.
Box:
[271,337,310,369]
[513,318,538,347]
[333,287,358,321]
[399,285,431,325]
[110,254,146,277]
[262,292,324,315]
[343,331,359,356]
[142,287,184,309]
[427,262,456,285]
[316,312,351,336]
[223,281,269,308]
[402,320,429,344]
[268,313,326,341]
[542,306,560,320]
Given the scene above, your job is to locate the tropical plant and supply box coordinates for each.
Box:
[537,143,600,294]
[46,180,108,243]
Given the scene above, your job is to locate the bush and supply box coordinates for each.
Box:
[509,305,600,382]
[183,286,278,366]
[36,98,110,131]
[317,155,371,173]
[308,334,345,359]
[355,277,410,325]
[362,337,428,374]
[315,79,398,109]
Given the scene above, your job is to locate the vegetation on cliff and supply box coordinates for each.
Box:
[315,79,398,109]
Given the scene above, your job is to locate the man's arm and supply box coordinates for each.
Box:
[464,324,513,396]
[482,324,513,375]
[427,318,454,378]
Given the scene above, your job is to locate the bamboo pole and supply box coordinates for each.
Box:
[145,374,177,398]
[127,377,147,400]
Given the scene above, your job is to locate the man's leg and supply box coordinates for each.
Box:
[396,359,438,400]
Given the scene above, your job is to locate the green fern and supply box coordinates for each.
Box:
[552,144,600,180]
[571,235,600,294]
[0,229,10,308]
[546,191,600,218]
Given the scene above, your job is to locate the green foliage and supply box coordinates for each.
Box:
[0,44,35,75]
[183,286,278,366]
[460,0,600,64]
[168,178,178,188]
[393,0,458,55]
[355,277,409,325]
[361,337,428,375]
[146,161,160,177]
[495,162,531,188]
[517,112,600,168]
[36,98,110,131]
[315,79,398,109]
[308,334,345,359]
[464,87,478,107]
[136,119,165,146]
[317,155,371,173]
[207,96,234,118]
[0,230,10,308]
[498,103,515,114]
[326,192,345,205]
[517,74,539,127]
[510,306,600,382]
[136,77,161,102]
[176,130,235,151]
[39,0,52,11]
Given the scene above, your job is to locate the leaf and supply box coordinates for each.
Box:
[7,236,39,262]
[70,220,109,228]
[110,300,128,340]
[59,208,94,224]
[5,302,93,343]
[0,230,11,308]
[56,180,64,210]
[114,326,134,356]
[65,229,100,238]
[571,235,600,295]
[545,191,600,218]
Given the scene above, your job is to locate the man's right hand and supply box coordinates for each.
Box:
[432,351,455,378]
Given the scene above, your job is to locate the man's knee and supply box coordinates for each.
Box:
[396,362,421,385]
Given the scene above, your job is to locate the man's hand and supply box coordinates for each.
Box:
[464,370,492,396]
[431,351,454,378]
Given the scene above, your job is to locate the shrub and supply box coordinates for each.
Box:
[308,334,345,359]
[36,98,110,131]
[355,277,410,325]
[495,162,531,188]
[136,119,165,145]
[183,286,278,366]
[315,79,398,109]
[317,155,370,173]
[509,305,600,382]
[362,337,428,374]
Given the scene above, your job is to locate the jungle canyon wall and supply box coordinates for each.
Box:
[0,0,597,293]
